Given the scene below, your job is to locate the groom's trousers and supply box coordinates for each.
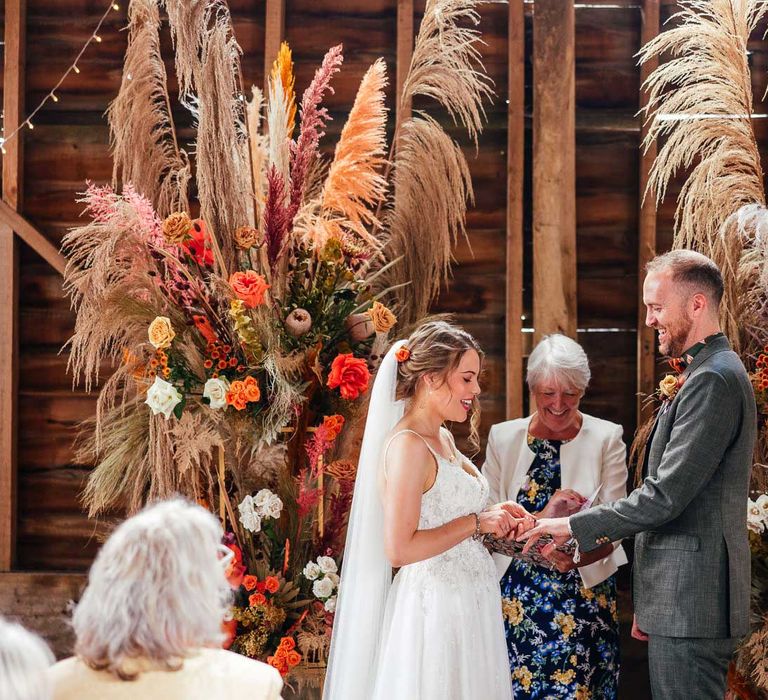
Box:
[647,634,739,699]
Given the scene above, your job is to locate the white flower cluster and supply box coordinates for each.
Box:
[303,556,339,613]
[747,494,768,534]
[238,489,284,534]
[203,377,230,409]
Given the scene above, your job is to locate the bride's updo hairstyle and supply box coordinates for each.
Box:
[396,320,484,452]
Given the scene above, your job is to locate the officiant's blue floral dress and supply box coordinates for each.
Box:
[500,435,619,699]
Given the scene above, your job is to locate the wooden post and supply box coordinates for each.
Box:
[264,0,286,86]
[0,0,25,571]
[532,0,576,341]
[506,0,524,419]
[396,0,414,127]
[637,0,660,424]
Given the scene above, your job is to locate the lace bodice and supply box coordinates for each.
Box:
[385,430,497,588]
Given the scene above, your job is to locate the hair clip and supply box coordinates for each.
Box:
[395,346,411,363]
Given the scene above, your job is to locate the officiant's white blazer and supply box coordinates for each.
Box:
[483,412,628,589]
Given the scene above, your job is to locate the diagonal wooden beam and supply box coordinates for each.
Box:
[1,0,26,571]
[506,0,524,419]
[0,200,66,276]
[637,0,660,425]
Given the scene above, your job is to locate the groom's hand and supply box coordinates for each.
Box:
[517,517,571,553]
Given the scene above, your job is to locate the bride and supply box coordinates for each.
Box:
[323,321,528,699]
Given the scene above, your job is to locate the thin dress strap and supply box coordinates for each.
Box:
[382,429,440,480]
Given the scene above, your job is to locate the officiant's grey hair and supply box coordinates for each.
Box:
[71,498,231,679]
[527,334,591,394]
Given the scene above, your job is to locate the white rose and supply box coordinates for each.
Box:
[145,377,183,419]
[747,499,765,534]
[263,493,283,520]
[324,596,337,613]
[203,377,230,410]
[313,576,334,600]
[238,495,262,533]
[303,561,321,581]
[317,556,338,575]
[254,488,273,511]
[327,573,340,588]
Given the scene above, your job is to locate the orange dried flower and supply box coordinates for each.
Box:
[264,575,280,594]
[162,211,192,244]
[242,575,259,592]
[234,225,261,250]
[327,353,370,400]
[286,650,302,667]
[218,360,227,370]
[230,270,270,308]
[229,357,238,367]
[204,359,213,369]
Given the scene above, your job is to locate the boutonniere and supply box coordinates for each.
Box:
[658,373,686,403]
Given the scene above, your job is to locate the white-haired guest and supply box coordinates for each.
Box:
[482,333,628,699]
[0,616,54,700]
[48,498,282,700]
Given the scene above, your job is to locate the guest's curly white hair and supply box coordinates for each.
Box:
[0,616,54,700]
[72,498,231,679]
[527,333,591,394]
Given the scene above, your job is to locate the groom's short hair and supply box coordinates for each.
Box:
[646,249,724,307]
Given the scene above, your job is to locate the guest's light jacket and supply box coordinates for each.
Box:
[483,412,628,589]
[570,336,756,638]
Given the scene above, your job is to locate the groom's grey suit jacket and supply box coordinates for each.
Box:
[571,335,756,638]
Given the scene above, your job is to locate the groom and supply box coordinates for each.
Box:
[520,250,756,699]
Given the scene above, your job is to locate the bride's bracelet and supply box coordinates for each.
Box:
[472,512,481,540]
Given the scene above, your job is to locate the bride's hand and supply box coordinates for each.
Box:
[477,509,517,538]
[495,501,536,537]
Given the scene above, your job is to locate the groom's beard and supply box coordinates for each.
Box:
[661,315,693,358]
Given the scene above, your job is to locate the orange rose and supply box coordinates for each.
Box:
[242,575,259,592]
[395,346,410,363]
[286,650,302,667]
[226,381,249,411]
[249,592,267,607]
[230,270,270,308]
[327,354,370,400]
[321,414,345,441]
[243,375,261,402]
[264,575,280,594]
[278,636,296,652]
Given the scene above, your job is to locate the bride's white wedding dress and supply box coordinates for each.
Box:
[322,341,513,700]
[370,429,513,700]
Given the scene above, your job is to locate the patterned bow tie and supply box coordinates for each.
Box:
[667,356,687,374]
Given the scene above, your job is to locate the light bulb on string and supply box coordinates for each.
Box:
[26,120,34,130]
[94,34,102,43]
[112,3,120,9]
[51,93,59,102]
[73,65,81,74]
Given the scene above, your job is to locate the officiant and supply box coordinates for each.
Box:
[483,334,628,699]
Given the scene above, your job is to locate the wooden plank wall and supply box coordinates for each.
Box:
[2,0,767,576]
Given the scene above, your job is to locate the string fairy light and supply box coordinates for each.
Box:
[0,0,120,156]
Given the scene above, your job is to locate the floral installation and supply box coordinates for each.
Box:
[63,0,495,676]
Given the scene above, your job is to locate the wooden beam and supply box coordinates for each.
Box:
[637,0,660,424]
[506,0,524,419]
[1,0,26,571]
[0,200,66,276]
[532,0,576,341]
[263,0,285,87]
[396,0,414,127]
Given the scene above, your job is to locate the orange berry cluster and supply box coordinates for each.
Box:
[267,636,302,677]
[755,350,768,392]
[203,340,244,378]
[148,348,171,379]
